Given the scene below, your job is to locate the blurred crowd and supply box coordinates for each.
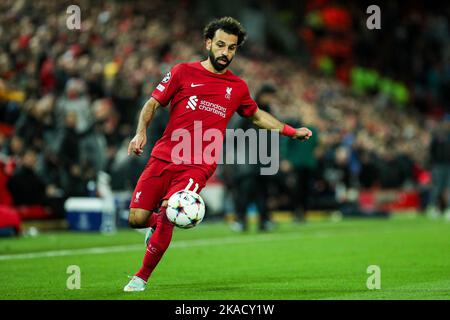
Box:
[0,0,449,219]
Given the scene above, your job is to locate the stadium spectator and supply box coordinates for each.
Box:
[55,78,92,134]
[358,149,379,189]
[279,115,319,222]
[228,84,278,232]
[426,117,450,218]
[7,148,46,206]
[57,111,87,197]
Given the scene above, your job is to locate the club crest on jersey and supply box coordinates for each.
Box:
[225,87,232,100]
[134,191,141,203]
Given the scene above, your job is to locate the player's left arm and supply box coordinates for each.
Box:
[249,108,312,141]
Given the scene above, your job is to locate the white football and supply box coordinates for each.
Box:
[166,190,205,229]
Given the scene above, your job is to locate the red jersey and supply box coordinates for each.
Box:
[150,61,259,176]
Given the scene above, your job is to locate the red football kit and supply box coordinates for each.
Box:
[130,61,259,282]
[130,61,259,212]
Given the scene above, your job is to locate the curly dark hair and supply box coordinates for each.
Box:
[203,17,247,46]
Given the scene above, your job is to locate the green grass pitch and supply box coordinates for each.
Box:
[0,215,449,300]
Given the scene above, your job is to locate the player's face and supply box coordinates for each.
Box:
[206,29,238,72]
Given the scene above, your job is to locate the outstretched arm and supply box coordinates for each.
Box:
[249,108,312,141]
[128,97,161,156]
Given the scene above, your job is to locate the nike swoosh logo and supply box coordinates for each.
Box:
[191,83,204,87]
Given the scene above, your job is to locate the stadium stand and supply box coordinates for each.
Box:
[0,0,449,232]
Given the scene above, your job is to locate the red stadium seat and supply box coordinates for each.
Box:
[16,205,49,220]
[0,205,21,235]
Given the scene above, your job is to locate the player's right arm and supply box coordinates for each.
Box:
[128,64,183,156]
[128,97,160,156]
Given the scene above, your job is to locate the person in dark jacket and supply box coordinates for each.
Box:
[7,148,46,206]
[57,111,88,197]
[280,120,318,222]
[427,118,450,219]
[229,84,278,231]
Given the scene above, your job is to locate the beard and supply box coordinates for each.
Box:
[209,49,232,72]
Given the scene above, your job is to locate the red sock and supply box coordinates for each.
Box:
[136,207,174,282]
[146,212,159,229]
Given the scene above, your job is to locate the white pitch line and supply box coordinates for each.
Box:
[0,232,320,261]
[0,227,402,262]
[0,244,143,261]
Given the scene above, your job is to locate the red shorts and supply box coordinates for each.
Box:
[129,157,211,211]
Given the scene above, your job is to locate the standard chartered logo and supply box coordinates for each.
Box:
[186,96,198,110]
[199,101,226,118]
[186,97,227,118]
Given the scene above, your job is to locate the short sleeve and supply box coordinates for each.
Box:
[237,82,259,118]
[151,64,183,106]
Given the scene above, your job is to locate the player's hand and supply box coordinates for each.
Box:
[293,127,312,141]
[128,133,147,156]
